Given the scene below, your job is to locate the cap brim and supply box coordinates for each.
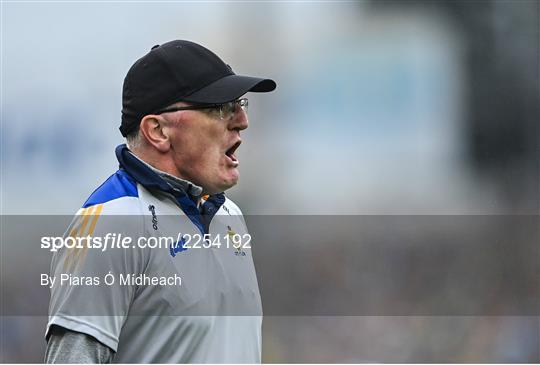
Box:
[182,74,276,104]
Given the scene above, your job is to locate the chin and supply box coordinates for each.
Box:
[221,179,238,192]
[204,177,238,195]
[218,175,239,192]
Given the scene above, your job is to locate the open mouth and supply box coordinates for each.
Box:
[225,141,241,165]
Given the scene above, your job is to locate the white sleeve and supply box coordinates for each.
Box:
[46,201,147,352]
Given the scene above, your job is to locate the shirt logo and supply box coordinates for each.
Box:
[228,226,246,257]
[170,236,188,257]
[148,205,158,230]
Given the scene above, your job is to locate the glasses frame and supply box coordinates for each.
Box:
[155,98,248,120]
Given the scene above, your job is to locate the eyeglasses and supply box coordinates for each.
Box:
[155,98,248,120]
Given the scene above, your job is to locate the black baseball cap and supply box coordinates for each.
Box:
[120,40,277,137]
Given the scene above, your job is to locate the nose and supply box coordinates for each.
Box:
[229,106,249,131]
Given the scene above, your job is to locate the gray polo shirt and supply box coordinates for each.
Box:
[46,162,262,363]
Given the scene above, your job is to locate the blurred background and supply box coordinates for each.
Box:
[1,0,538,362]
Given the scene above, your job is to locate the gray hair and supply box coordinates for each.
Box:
[126,130,143,151]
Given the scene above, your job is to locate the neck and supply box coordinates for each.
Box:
[128,150,203,200]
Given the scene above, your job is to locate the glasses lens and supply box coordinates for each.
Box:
[217,99,248,120]
[238,98,248,112]
[199,105,222,119]
[218,102,232,120]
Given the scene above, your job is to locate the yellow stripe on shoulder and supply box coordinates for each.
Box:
[86,204,104,237]
[63,204,104,271]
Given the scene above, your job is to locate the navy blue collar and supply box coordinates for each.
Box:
[115,144,225,234]
[116,144,173,194]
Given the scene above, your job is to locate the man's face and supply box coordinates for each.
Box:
[164,101,249,194]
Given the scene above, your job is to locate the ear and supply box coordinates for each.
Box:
[139,115,171,153]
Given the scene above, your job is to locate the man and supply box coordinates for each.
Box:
[45,40,276,363]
